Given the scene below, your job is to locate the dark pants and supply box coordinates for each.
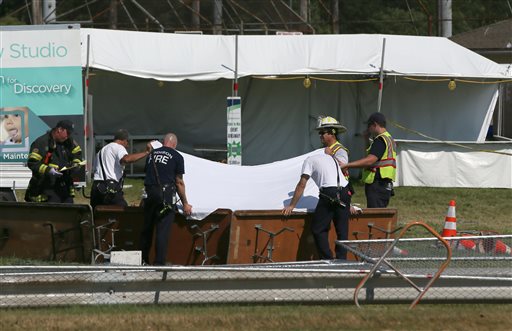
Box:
[43,188,74,203]
[26,176,74,203]
[365,179,393,208]
[43,177,74,203]
[312,186,351,260]
[140,185,175,265]
[90,181,127,209]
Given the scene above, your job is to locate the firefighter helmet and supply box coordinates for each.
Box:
[316,116,347,133]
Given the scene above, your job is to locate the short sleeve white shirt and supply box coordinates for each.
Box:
[92,142,128,181]
[333,147,348,165]
[302,153,348,188]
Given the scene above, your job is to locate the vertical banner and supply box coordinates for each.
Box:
[227,96,241,165]
[0,25,83,187]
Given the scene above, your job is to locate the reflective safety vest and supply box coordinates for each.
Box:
[25,131,82,202]
[329,141,350,181]
[362,131,396,184]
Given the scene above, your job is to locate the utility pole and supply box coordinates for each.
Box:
[32,0,43,25]
[192,0,200,31]
[300,0,308,22]
[213,0,223,35]
[438,0,452,37]
[110,0,118,29]
[331,0,339,34]
[42,0,56,23]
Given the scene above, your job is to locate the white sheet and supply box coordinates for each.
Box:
[178,149,324,220]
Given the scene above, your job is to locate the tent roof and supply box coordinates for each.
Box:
[80,28,509,81]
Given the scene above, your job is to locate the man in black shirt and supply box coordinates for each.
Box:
[139,133,192,265]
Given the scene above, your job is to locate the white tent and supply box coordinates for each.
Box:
[81,29,507,80]
[80,29,512,189]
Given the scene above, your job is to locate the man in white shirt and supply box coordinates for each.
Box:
[283,116,351,260]
[90,129,151,209]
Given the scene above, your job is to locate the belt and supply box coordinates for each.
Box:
[319,187,339,199]
[319,186,338,192]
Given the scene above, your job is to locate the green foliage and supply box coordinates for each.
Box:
[337,0,427,35]
[452,0,512,34]
[0,0,510,35]
[0,15,24,26]
[0,257,80,265]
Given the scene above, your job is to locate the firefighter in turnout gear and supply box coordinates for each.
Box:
[25,120,83,203]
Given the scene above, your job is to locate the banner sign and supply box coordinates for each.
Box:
[0,25,83,164]
[227,96,241,165]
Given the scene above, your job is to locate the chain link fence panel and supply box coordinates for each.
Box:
[1,235,511,308]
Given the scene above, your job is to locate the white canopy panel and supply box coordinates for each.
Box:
[396,141,512,188]
[80,29,509,81]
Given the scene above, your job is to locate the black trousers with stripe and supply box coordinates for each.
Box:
[311,186,351,260]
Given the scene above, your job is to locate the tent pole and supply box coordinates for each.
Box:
[377,38,386,113]
[84,34,92,183]
[234,34,239,97]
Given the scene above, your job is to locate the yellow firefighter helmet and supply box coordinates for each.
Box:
[316,116,347,134]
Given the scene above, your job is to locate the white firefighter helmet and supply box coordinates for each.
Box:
[316,116,347,133]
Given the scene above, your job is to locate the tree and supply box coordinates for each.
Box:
[0,0,510,35]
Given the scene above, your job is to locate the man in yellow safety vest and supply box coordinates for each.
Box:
[340,112,396,208]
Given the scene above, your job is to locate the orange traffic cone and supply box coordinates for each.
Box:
[441,200,457,237]
[495,240,512,255]
[392,246,409,256]
[457,235,477,251]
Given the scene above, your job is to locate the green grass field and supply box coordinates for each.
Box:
[1,303,511,331]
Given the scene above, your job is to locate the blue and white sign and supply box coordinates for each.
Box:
[0,25,83,164]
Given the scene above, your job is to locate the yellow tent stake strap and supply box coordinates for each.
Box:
[402,76,512,84]
[253,76,378,83]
